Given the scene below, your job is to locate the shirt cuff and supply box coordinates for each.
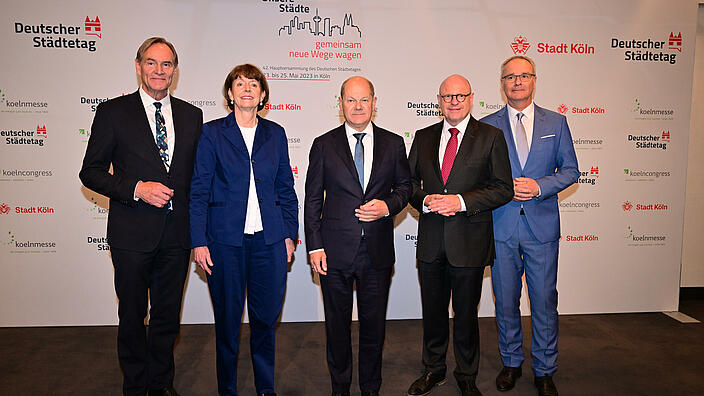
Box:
[457,194,467,212]
[133,180,142,201]
[308,248,324,254]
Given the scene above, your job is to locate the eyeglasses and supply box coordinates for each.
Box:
[439,93,472,103]
[501,73,535,82]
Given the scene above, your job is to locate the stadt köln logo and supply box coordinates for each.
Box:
[556,103,605,115]
[622,201,668,212]
[510,35,530,54]
[510,35,595,55]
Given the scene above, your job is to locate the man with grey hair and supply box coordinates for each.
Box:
[481,56,579,396]
[80,37,203,396]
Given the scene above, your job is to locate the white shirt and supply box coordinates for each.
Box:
[345,122,374,192]
[422,116,470,213]
[507,101,535,151]
[139,87,175,169]
[239,123,264,234]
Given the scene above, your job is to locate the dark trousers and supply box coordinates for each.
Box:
[110,214,190,396]
[320,240,392,394]
[208,233,287,396]
[418,249,484,382]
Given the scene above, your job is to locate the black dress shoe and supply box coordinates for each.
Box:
[331,392,350,396]
[457,379,483,396]
[148,387,179,396]
[534,376,558,396]
[496,366,522,391]
[407,370,446,395]
[361,392,379,396]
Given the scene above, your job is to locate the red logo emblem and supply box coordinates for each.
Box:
[0,204,10,214]
[291,166,299,178]
[590,166,599,177]
[622,201,633,211]
[661,130,670,142]
[36,125,47,138]
[85,16,102,38]
[668,32,682,52]
[557,104,568,114]
[510,35,530,55]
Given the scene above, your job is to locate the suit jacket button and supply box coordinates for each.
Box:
[258,198,263,203]
[251,159,256,164]
[255,178,261,183]
[443,189,448,193]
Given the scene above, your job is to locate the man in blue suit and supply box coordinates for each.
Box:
[480,56,579,396]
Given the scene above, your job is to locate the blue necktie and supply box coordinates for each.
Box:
[515,112,529,169]
[154,102,169,167]
[353,133,366,189]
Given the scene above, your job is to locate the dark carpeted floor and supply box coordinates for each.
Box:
[1,299,702,395]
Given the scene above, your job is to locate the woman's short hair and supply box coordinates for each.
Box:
[223,64,270,111]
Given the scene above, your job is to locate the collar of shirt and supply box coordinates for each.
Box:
[439,115,471,162]
[344,121,374,141]
[507,101,535,150]
[138,86,175,168]
[139,86,172,113]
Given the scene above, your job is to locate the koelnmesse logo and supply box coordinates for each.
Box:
[1,124,48,147]
[0,89,48,113]
[13,16,102,52]
[477,100,503,115]
[4,230,57,253]
[572,136,604,150]
[627,130,670,150]
[86,195,108,220]
[624,226,666,246]
[577,166,599,185]
[623,168,671,182]
[611,32,681,64]
[556,103,605,115]
[632,98,674,120]
[510,35,595,55]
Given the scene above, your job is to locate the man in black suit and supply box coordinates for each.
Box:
[406,74,513,396]
[304,76,412,396]
[80,37,203,396]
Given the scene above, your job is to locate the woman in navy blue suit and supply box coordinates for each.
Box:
[189,64,298,396]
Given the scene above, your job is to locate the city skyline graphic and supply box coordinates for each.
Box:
[279,8,362,37]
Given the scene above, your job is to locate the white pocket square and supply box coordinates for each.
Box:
[540,134,556,139]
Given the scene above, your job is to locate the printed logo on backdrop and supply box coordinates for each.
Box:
[1,124,48,147]
[287,136,302,149]
[577,166,599,186]
[187,99,218,109]
[408,100,441,118]
[572,136,604,150]
[627,130,670,150]
[560,233,599,243]
[621,200,668,212]
[0,202,55,215]
[611,32,682,64]
[291,165,300,179]
[12,16,102,52]
[556,103,605,116]
[623,168,671,182]
[78,128,91,143]
[559,200,600,213]
[86,195,108,220]
[0,89,49,114]
[510,35,595,55]
[477,100,503,116]
[4,230,57,253]
[261,2,363,81]
[86,236,110,252]
[404,234,418,248]
[624,226,666,247]
[632,98,674,120]
[265,103,303,111]
[0,168,53,182]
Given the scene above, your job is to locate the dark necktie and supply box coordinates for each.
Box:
[154,102,169,167]
[353,132,366,189]
[515,112,529,169]
[441,127,459,184]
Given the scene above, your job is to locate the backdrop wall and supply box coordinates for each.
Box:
[0,0,698,326]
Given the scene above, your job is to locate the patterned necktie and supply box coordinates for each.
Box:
[441,127,459,184]
[353,132,366,188]
[154,102,169,167]
[515,112,529,169]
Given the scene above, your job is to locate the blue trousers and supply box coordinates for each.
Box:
[208,233,287,396]
[492,215,559,376]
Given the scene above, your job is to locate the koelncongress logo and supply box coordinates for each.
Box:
[632,98,674,120]
[4,230,57,253]
[627,130,670,150]
[1,124,48,147]
[0,168,53,182]
[187,99,218,108]
[623,168,671,182]
[408,101,441,117]
[13,16,102,52]
[559,200,600,213]
[510,35,596,55]
[0,89,48,113]
[577,166,599,185]
[611,32,681,64]
[624,226,666,246]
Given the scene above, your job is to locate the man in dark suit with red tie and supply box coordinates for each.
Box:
[406,74,513,396]
[304,76,412,396]
[80,37,203,396]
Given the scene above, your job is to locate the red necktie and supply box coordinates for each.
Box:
[441,127,459,184]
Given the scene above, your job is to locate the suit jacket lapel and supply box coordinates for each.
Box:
[252,116,271,157]
[366,123,383,193]
[501,105,524,177]
[445,116,477,185]
[169,98,185,173]
[429,121,443,183]
[129,91,167,174]
[332,125,364,193]
[221,112,249,156]
[523,105,547,174]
